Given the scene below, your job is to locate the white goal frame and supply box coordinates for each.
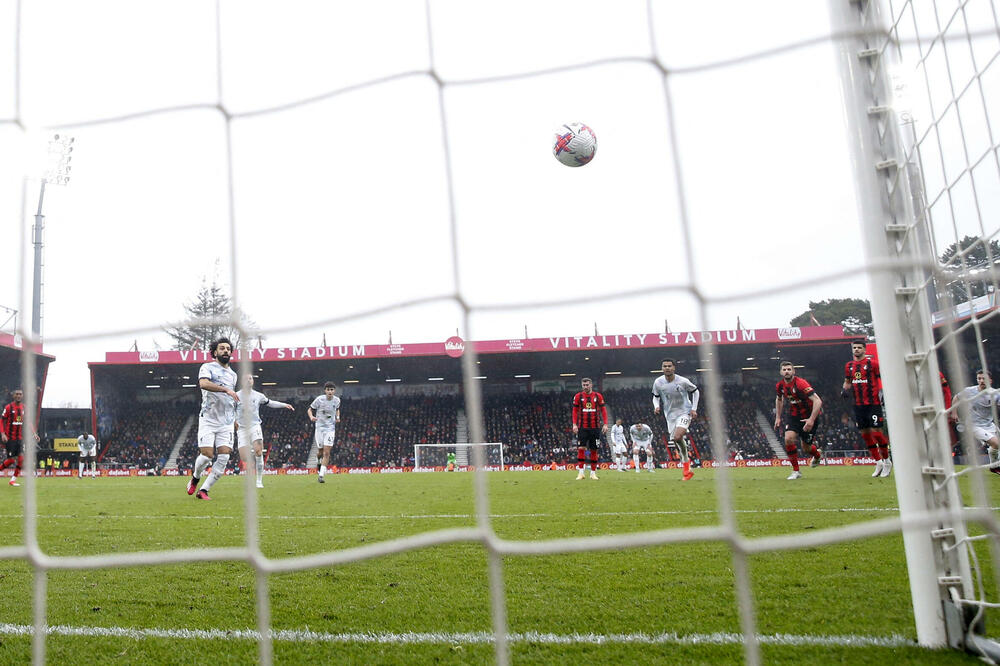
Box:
[831,0,999,656]
[413,442,505,471]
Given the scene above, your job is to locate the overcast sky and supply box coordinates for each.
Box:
[3,0,985,407]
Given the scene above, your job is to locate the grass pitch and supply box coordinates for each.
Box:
[0,467,996,664]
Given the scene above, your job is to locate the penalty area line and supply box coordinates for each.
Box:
[0,623,916,648]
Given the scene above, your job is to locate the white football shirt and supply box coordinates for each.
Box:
[238,389,290,426]
[955,386,1000,428]
[652,374,700,419]
[630,423,653,443]
[198,361,238,428]
[310,394,341,430]
[610,423,627,445]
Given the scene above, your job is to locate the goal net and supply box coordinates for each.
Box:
[413,442,505,470]
[4,1,1000,664]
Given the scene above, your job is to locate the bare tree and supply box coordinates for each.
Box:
[163,276,262,351]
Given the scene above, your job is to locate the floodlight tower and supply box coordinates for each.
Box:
[32,134,74,340]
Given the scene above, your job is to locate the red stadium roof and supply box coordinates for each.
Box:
[0,331,52,358]
[93,325,850,366]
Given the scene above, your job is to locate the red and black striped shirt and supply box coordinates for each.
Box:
[776,376,817,419]
[845,358,882,406]
[572,390,607,429]
[940,372,952,410]
[0,401,25,441]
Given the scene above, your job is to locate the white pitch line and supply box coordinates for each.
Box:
[0,623,917,648]
[0,507,920,521]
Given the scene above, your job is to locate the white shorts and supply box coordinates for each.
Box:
[612,442,627,455]
[632,439,653,452]
[237,424,263,449]
[315,428,336,448]
[666,413,692,436]
[973,423,998,443]
[198,424,234,450]
[78,445,96,457]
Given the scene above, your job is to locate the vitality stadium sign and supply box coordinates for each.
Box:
[98,325,848,364]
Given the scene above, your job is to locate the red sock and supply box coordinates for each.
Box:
[786,444,799,471]
[0,458,11,471]
[862,431,880,459]
[589,449,598,471]
[810,445,819,458]
[577,447,586,471]
[874,431,890,460]
[682,460,690,474]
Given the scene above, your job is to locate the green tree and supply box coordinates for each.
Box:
[163,277,261,351]
[938,235,1000,304]
[789,298,873,337]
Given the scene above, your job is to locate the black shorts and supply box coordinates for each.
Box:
[853,404,885,430]
[577,428,601,449]
[4,440,21,457]
[785,418,818,445]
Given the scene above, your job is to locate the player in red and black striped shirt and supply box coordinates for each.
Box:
[0,389,36,487]
[842,340,892,477]
[572,378,608,480]
[774,362,823,479]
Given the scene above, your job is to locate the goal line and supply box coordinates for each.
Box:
[0,623,916,649]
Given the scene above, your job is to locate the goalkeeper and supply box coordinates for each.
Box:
[447,451,456,471]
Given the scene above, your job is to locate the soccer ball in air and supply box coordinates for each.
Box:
[552,123,597,167]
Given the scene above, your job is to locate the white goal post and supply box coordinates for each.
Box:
[413,442,505,471]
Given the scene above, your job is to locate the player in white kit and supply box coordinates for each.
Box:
[77,432,97,478]
[630,422,655,473]
[308,382,341,483]
[652,358,700,481]
[609,418,629,471]
[236,374,294,488]
[954,369,1000,475]
[187,337,240,500]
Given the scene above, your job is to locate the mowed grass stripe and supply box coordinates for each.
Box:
[0,506,913,521]
[0,469,993,662]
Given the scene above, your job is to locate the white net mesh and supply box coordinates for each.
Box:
[3,0,1000,663]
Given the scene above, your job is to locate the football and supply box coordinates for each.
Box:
[552,123,597,167]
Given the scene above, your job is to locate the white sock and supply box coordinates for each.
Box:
[91,462,96,476]
[194,454,212,479]
[255,454,264,478]
[201,453,230,492]
[633,454,640,469]
[79,462,84,476]
[990,447,999,464]
[320,465,326,477]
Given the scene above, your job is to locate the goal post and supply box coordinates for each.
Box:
[413,442,505,471]
[830,0,981,651]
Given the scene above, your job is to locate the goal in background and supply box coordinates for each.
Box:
[413,442,505,471]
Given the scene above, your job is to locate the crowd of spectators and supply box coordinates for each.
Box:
[103,402,195,470]
[92,365,991,470]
